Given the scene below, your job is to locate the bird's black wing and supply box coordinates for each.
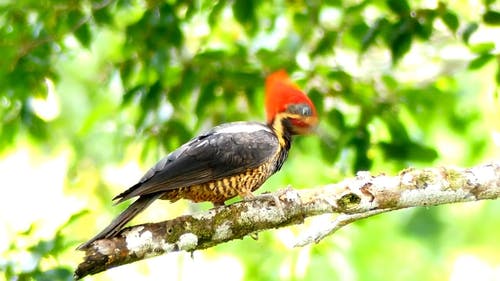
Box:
[114,122,279,203]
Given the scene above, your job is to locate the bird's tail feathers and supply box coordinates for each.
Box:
[76,193,162,250]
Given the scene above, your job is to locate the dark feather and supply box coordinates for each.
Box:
[114,121,279,203]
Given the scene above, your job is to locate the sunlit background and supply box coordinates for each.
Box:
[1,0,500,280]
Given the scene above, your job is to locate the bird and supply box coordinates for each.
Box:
[77,70,318,250]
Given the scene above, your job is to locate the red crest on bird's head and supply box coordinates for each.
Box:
[265,70,318,134]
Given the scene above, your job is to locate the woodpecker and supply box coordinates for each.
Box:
[77,70,318,250]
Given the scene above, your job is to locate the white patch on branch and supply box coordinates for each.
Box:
[238,202,283,224]
[472,164,496,185]
[125,226,151,251]
[398,189,472,206]
[178,233,198,251]
[213,221,233,241]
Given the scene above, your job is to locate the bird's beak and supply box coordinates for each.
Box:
[289,115,319,135]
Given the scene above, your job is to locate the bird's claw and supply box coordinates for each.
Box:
[253,191,288,219]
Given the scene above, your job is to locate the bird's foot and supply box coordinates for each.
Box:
[253,192,282,207]
[242,190,288,220]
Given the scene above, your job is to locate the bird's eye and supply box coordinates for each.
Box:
[287,103,313,116]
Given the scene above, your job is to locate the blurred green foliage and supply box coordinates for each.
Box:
[1,0,499,280]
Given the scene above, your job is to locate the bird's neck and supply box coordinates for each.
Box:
[269,116,292,152]
[267,116,292,173]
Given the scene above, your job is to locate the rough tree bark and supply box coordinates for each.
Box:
[75,162,500,279]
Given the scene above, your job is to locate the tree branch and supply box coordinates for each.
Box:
[75,162,500,279]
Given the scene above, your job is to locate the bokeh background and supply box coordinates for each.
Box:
[1,0,500,280]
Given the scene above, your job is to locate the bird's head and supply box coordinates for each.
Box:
[265,70,318,135]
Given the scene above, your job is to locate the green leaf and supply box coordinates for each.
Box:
[469,42,495,54]
[415,15,435,40]
[117,0,134,8]
[386,0,411,15]
[383,17,415,64]
[162,119,192,151]
[122,84,146,106]
[327,70,353,95]
[20,103,47,141]
[119,59,136,87]
[319,133,340,164]
[67,10,86,30]
[461,22,478,44]
[466,53,492,69]
[74,23,92,48]
[441,11,459,32]
[33,268,73,281]
[294,11,317,38]
[159,4,183,47]
[141,81,163,110]
[306,88,323,117]
[351,126,372,171]
[312,31,337,56]
[327,108,346,130]
[195,49,227,62]
[232,0,257,33]
[0,121,18,150]
[390,31,412,64]
[348,21,370,46]
[384,116,410,143]
[195,82,215,117]
[361,18,388,52]
[150,50,170,75]
[93,7,113,25]
[408,143,438,162]
[170,67,197,107]
[64,210,89,227]
[496,63,500,85]
[381,74,398,89]
[209,0,226,26]
[379,141,438,162]
[483,10,500,25]
[225,71,260,91]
